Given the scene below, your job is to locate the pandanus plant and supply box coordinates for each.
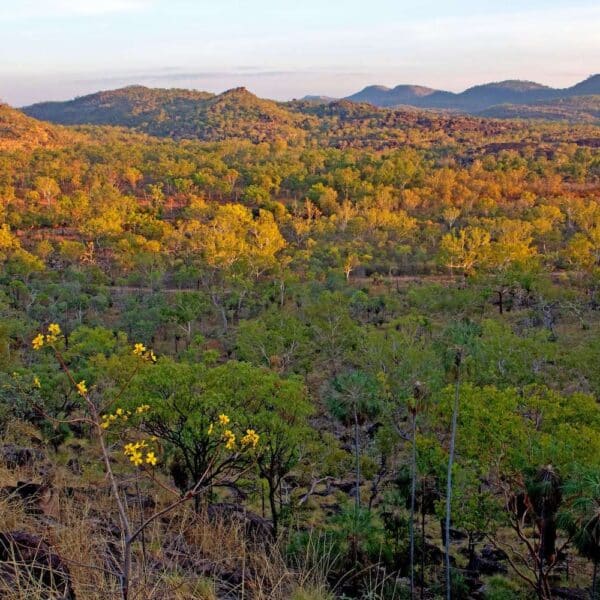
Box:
[561,471,600,600]
[528,465,563,600]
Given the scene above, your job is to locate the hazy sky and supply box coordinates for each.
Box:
[1,0,599,106]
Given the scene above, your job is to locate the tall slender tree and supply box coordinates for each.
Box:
[445,349,462,600]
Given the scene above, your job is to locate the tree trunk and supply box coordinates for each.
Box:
[353,404,361,512]
[467,532,475,570]
[268,482,279,537]
[421,487,426,600]
[410,410,417,599]
[445,350,462,600]
[121,542,131,600]
[592,558,598,600]
[538,500,545,600]
[220,306,228,332]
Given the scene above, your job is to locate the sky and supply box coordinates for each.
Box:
[1,0,599,106]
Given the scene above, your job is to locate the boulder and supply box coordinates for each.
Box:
[420,541,445,566]
[0,481,59,518]
[0,445,44,469]
[473,556,508,575]
[331,479,357,494]
[551,588,589,600]
[480,544,508,562]
[207,503,273,540]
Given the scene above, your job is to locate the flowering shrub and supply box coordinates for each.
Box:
[124,440,158,466]
[32,325,168,464]
[30,324,264,600]
[207,413,260,452]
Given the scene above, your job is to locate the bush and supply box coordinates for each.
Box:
[483,575,523,599]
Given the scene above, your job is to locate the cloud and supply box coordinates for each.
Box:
[71,68,367,86]
[1,0,153,19]
[57,0,151,15]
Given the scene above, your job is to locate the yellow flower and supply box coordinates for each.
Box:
[241,429,260,448]
[32,334,45,351]
[133,343,146,356]
[136,404,150,414]
[223,429,236,451]
[33,376,41,388]
[145,451,158,466]
[48,323,61,336]
[207,423,214,435]
[149,351,157,363]
[116,408,124,416]
[100,421,110,430]
[218,414,230,426]
[130,452,143,467]
[76,381,88,396]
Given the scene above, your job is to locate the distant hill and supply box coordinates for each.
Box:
[480,95,600,123]
[24,86,311,143]
[568,74,600,95]
[343,75,600,115]
[22,85,214,126]
[299,95,338,104]
[346,84,440,107]
[0,103,77,150]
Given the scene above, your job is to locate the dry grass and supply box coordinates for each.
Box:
[0,434,334,600]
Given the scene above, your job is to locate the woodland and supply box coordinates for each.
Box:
[0,89,599,599]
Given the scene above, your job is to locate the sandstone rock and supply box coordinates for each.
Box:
[0,445,44,469]
[0,481,59,518]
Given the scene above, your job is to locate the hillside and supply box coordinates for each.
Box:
[480,95,600,123]
[343,74,600,114]
[569,73,600,95]
[17,87,600,153]
[299,94,338,104]
[0,103,77,150]
[23,86,310,143]
[287,98,600,153]
[21,78,600,146]
[20,85,214,127]
[448,80,553,111]
[346,84,442,107]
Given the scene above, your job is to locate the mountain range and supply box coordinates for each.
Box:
[8,75,599,151]
[20,75,600,130]
[330,74,600,114]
